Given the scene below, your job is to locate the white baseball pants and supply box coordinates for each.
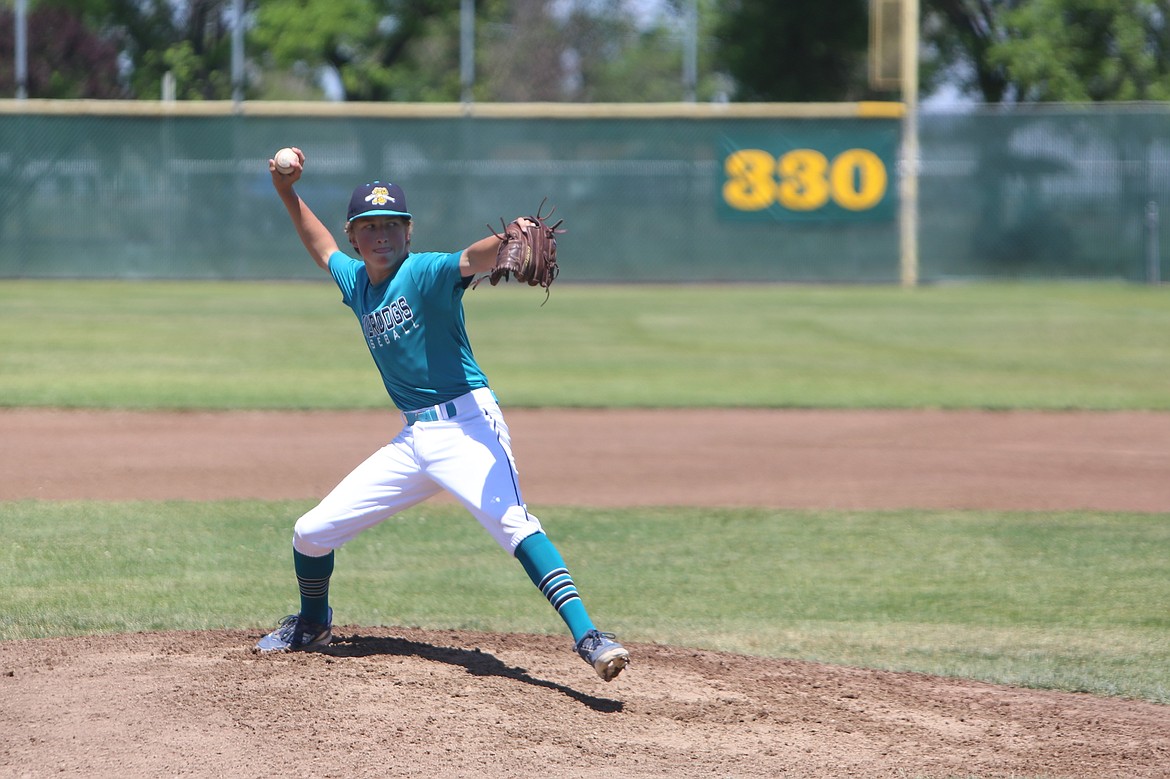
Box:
[292,387,544,557]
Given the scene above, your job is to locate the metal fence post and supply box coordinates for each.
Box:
[1147,201,1161,285]
[15,0,27,99]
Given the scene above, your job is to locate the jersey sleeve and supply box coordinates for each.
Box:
[414,251,467,292]
[328,251,362,306]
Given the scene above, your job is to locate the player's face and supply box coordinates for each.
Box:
[351,215,411,272]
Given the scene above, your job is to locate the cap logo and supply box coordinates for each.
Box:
[365,186,395,207]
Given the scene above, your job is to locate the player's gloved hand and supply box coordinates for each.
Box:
[476,200,564,301]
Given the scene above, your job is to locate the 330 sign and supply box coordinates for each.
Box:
[725,148,888,212]
[717,129,898,222]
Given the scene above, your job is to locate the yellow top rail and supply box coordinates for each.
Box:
[0,99,906,120]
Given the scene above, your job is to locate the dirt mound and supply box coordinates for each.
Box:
[2,627,1166,778]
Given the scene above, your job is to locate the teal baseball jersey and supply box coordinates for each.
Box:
[328,250,489,411]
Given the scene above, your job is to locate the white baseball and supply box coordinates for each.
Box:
[274,147,297,174]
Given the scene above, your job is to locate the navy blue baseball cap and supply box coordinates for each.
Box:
[347,181,411,222]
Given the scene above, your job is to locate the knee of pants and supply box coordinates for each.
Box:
[292,511,337,558]
[499,504,544,554]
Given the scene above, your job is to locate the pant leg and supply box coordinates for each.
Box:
[293,429,442,557]
[413,401,543,554]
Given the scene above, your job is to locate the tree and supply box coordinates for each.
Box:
[992,0,1170,100]
[712,0,871,101]
[577,23,691,102]
[478,0,571,101]
[923,0,1170,102]
[46,0,248,99]
[7,0,714,103]
[555,0,725,102]
[922,0,1014,103]
[249,0,467,101]
[249,0,711,103]
[479,0,684,102]
[0,5,125,98]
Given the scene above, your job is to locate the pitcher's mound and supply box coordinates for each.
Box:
[1,626,1166,778]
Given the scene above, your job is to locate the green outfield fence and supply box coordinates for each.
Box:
[0,100,1166,283]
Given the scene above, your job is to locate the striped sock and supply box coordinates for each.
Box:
[515,532,595,643]
[293,548,334,625]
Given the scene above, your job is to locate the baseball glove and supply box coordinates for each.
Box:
[478,200,564,300]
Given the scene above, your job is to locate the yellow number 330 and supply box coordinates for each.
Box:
[723,148,888,213]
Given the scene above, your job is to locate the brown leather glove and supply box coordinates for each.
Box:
[480,201,564,299]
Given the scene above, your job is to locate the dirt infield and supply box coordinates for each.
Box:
[2,409,1168,778]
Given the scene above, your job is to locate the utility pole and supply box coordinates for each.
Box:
[15,0,28,99]
[232,0,245,108]
[683,0,697,102]
[461,0,475,104]
[899,0,920,288]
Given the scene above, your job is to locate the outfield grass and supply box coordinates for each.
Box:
[1,500,1166,704]
[1,279,1167,409]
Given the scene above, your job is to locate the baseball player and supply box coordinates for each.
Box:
[255,147,630,682]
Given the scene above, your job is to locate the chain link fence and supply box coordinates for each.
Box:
[0,101,1166,283]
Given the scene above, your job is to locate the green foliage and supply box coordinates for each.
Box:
[922,0,1011,102]
[249,0,455,101]
[475,0,718,103]
[2,500,1167,703]
[924,0,1170,103]
[47,0,244,100]
[713,0,871,101]
[14,0,720,103]
[16,0,1170,105]
[141,40,233,100]
[476,0,566,101]
[991,0,1170,101]
[1,280,1168,411]
[0,4,125,98]
[579,25,686,102]
[247,0,699,102]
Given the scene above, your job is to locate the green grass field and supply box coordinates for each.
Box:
[1,280,1167,705]
[1,279,1167,409]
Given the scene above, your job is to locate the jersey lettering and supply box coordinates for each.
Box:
[362,296,415,343]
